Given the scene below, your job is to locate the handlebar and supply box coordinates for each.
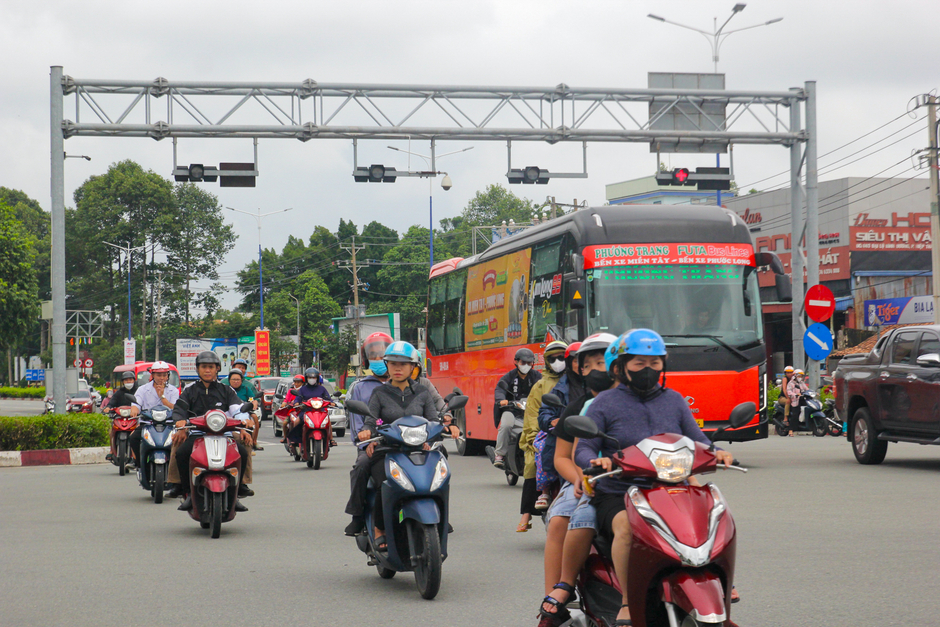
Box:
[583,465,607,477]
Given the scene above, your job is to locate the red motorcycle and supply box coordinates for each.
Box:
[564,402,754,627]
[182,409,248,539]
[109,404,139,477]
[277,397,335,469]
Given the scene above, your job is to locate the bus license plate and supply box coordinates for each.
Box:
[696,419,704,428]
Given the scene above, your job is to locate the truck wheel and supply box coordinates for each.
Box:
[851,408,887,465]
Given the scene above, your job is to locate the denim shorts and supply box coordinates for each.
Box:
[545,481,596,530]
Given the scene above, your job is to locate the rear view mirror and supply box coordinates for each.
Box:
[563,415,599,439]
[755,251,785,275]
[916,353,940,367]
[496,379,510,392]
[125,394,138,405]
[447,395,469,412]
[728,402,757,429]
[775,274,793,303]
[542,393,563,408]
[344,400,373,417]
[452,387,462,395]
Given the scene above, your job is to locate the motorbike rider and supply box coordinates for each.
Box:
[574,329,733,626]
[227,369,260,451]
[284,367,334,447]
[777,365,795,428]
[105,371,140,462]
[538,333,617,627]
[786,368,806,436]
[517,340,568,532]
[229,358,263,451]
[492,347,542,469]
[128,361,179,467]
[535,342,583,510]
[346,341,452,547]
[170,351,254,513]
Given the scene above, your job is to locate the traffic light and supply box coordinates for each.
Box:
[508,166,550,184]
[353,164,398,183]
[655,168,693,186]
[173,164,219,183]
[653,167,731,190]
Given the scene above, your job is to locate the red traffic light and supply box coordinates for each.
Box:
[673,168,690,184]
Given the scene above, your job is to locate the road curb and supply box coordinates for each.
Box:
[0,447,109,468]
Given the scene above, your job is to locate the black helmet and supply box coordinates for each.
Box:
[304,367,321,383]
[195,351,221,368]
[120,371,135,381]
[514,348,535,363]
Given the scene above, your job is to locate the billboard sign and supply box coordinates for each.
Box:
[255,330,271,376]
[123,339,136,365]
[864,296,935,326]
[176,338,239,378]
[464,248,531,350]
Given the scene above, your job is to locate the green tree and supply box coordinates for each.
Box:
[438,184,538,257]
[0,188,50,300]
[0,203,40,383]
[312,326,357,378]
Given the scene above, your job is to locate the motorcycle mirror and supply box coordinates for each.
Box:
[564,415,599,439]
[447,395,469,411]
[452,386,462,395]
[728,401,757,429]
[345,399,373,418]
[125,394,138,405]
[496,379,510,392]
[332,391,344,397]
[240,401,254,413]
[541,393,563,408]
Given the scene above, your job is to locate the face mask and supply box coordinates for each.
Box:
[124,382,134,390]
[307,378,317,386]
[517,364,532,375]
[370,360,388,376]
[625,367,661,395]
[584,370,613,394]
[549,359,566,373]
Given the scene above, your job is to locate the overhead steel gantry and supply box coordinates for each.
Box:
[48,67,820,407]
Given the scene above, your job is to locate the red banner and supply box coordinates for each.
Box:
[254,330,271,375]
[583,243,754,269]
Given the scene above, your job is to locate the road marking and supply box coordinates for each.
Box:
[807,331,830,350]
[809,299,832,307]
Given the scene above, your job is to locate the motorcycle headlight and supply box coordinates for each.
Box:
[399,424,428,446]
[311,400,323,409]
[205,410,227,433]
[649,447,694,483]
[388,459,415,492]
[430,458,449,491]
[118,408,131,417]
[142,430,155,447]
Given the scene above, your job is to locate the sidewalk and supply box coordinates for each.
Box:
[0,447,109,468]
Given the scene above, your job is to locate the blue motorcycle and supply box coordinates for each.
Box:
[345,396,467,600]
[136,406,174,503]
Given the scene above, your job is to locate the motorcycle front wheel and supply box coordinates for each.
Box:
[152,464,165,504]
[377,563,396,579]
[828,422,843,437]
[117,438,127,476]
[506,472,519,486]
[412,522,442,600]
[313,439,322,470]
[210,491,223,539]
[812,418,828,437]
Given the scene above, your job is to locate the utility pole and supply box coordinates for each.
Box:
[929,95,940,321]
[154,275,162,361]
[338,236,367,377]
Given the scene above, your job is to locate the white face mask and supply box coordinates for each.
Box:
[549,360,566,373]
[307,378,317,386]
[124,382,134,390]
[518,364,532,375]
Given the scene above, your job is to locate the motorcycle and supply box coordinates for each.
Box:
[484,379,526,486]
[564,402,754,627]
[823,397,842,436]
[179,406,252,539]
[772,389,828,437]
[42,397,55,414]
[299,397,336,469]
[344,394,467,600]
[136,406,174,503]
[109,397,140,476]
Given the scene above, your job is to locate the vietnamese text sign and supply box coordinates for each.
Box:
[864,296,935,326]
[464,248,531,351]
[583,243,755,269]
[254,330,271,375]
[123,339,136,365]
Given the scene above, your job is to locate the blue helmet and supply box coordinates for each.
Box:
[384,341,421,364]
[613,328,667,358]
[604,340,621,374]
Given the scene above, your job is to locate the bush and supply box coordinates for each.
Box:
[0,387,45,399]
[0,414,110,451]
[768,386,781,405]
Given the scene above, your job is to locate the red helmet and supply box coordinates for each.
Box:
[292,374,305,383]
[361,332,394,365]
[565,342,582,360]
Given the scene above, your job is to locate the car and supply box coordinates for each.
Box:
[249,376,282,421]
[270,378,346,438]
[834,324,940,464]
[67,385,96,413]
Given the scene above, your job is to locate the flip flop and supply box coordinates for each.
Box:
[516,521,532,532]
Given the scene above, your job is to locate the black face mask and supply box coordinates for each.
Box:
[625,367,662,396]
[584,370,613,394]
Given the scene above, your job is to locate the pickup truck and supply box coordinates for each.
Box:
[834,325,940,464]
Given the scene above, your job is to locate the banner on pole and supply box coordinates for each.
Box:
[255,330,271,375]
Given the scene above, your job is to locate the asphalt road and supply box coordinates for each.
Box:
[0,399,44,416]
[1,432,939,626]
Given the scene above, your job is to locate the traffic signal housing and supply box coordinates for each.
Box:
[654,166,731,190]
[353,164,398,183]
[174,164,219,183]
[507,166,550,184]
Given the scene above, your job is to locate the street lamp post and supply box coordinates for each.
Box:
[225,206,293,330]
[388,145,473,267]
[648,4,782,206]
[103,241,148,340]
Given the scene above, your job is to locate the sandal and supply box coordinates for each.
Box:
[613,604,633,626]
[374,535,388,552]
[534,494,550,510]
[516,521,532,532]
[731,585,740,603]
[538,582,573,627]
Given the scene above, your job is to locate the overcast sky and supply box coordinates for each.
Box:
[1,0,935,310]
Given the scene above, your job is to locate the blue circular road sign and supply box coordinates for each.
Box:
[803,323,834,361]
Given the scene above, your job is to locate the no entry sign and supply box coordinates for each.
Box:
[805,284,835,322]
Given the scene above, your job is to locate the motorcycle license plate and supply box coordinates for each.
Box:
[695,419,704,428]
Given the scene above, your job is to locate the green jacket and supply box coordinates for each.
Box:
[521,370,563,479]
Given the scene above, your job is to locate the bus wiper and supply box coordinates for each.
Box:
[660,335,750,362]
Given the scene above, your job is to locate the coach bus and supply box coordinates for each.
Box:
[425,204,790,456]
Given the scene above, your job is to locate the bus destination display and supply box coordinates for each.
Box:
[583,243,755,269]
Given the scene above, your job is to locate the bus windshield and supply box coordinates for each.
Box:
[586,264,763,348]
